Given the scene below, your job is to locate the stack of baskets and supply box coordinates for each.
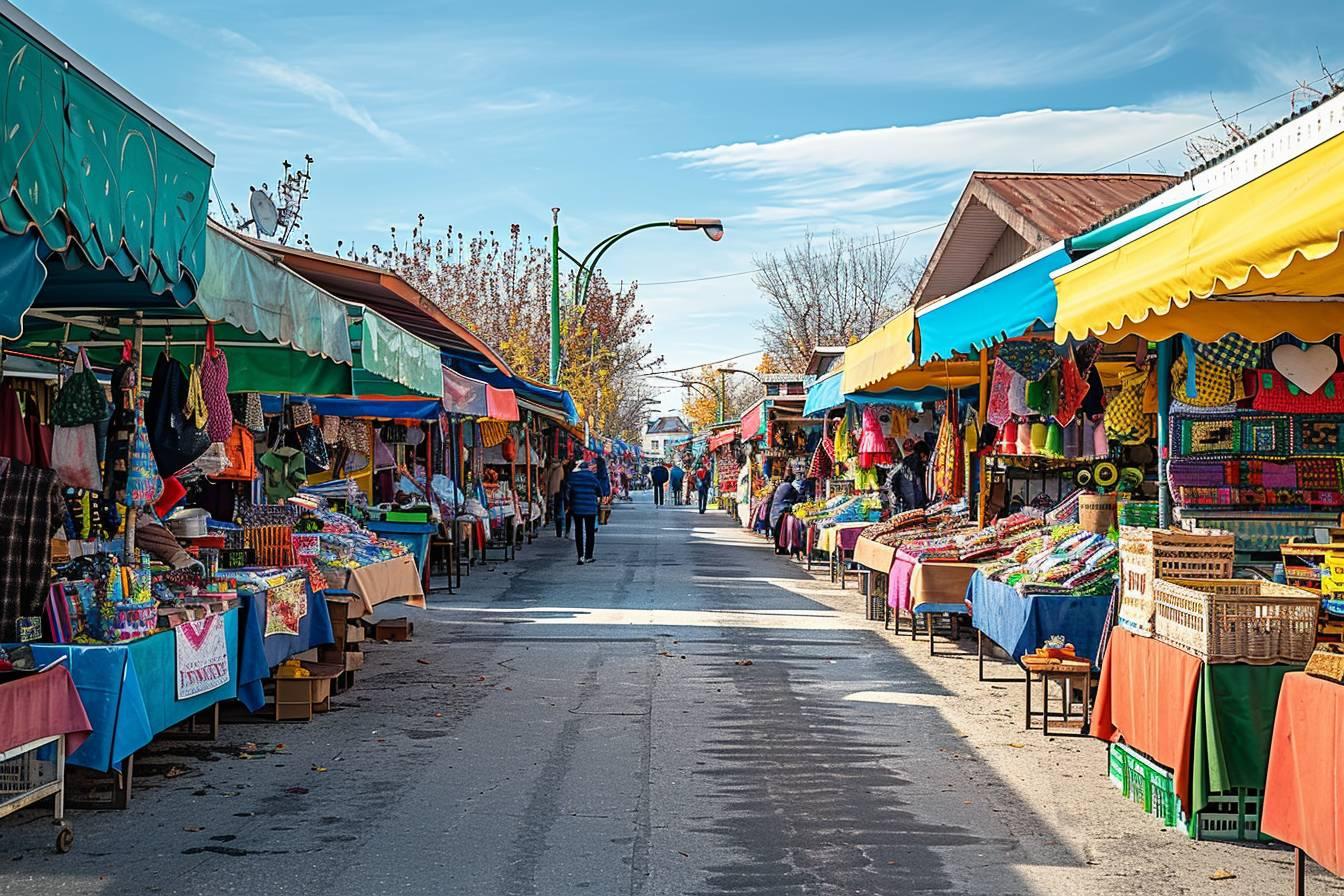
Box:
[1118,527,1235,636]
[1153,578,1320,664]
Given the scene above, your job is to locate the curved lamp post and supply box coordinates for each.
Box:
[715,367,765,423]
[550,211,723,384]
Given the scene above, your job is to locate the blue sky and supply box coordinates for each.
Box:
[33,0,1344,415]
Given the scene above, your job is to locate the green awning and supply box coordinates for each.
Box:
[0,10,213,304]
[348,306,442,397]
[1064,192,1202,257]
[195,225,353,365]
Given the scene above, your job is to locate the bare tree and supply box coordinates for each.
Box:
[751,232,925,371]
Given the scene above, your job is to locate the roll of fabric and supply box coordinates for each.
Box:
[1044,422,1064,458]
[1029,422,1048,453]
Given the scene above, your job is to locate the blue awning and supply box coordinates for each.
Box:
[916,245,1068,362]
[262,394,443,420]
[1065,191,1203,257]
[444,350,579,424]
[803,371,844,416]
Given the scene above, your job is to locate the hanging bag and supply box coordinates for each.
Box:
[146,351,210,476]
[199,323,233,441]
[51,348,109,427]
[125,400,163,507]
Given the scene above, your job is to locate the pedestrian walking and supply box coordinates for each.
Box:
[669,463,686,506]
[695,464,711,514]
[544,456,567,537]
[769,473,799,554]
[566,458,607,564]
[650,462,669,506]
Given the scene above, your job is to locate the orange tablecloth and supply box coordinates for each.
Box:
[342,554,425,615]
[853,536,895,573]
[1090,627,1203,812]
[1263,672,1344,876]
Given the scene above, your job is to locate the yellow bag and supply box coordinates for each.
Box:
[185,363,209,429]
[1104,364,1153,445]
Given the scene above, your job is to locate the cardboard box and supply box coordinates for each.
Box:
[274,678,313,722]
[372,617,414,642]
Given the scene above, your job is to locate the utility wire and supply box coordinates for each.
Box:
[636,67,1344,289]
[642,350,761,377]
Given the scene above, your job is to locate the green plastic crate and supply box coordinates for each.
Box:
[1112,743,1181,828]
[1107,743,1125,790]
[1191,788,1267,843]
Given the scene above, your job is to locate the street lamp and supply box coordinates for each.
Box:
[549,210,724,384]
[714,367,765,423]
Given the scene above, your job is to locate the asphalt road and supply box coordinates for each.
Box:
[2,493,1056,895]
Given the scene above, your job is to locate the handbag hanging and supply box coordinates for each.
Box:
[125,400,163,508]
[50,348,109,428]
[145,350,210,476]
[199,323,233,441]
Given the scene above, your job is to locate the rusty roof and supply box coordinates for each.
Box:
[912,171,1178,307]
[975,172,1179,242]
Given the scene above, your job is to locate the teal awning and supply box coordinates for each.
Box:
[195,225,353,365]
[805,368,938,415]
[348,305,443,397]
[804,370,844,416]
[1065,192,1203,257]
[0,10,212,307]
[917,245,1069,361]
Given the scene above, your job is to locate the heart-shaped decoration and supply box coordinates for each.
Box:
[1272,343,1338,395]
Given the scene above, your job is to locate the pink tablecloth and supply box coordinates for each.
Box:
[0,664,91,754]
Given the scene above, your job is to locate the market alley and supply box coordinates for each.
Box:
[4,494,1315,895]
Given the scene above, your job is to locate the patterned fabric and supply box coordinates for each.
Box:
[1104,365,1153,445]
[125,402,163,508]
[479,419,509,448]
[1025,371,1058,415]
[1252,371,1344,414]
[997,340,1060,382]
[985,359,1015,426]
[1007,368,1032,417]
[1196,334,1261,371]
[1297,417,1344,455]
[0,459,65,641]
[1171,349,1244,408]
[932,413,961,499]
[1299,458,1344,489]
[857,406,892,468]
[1055,346,1089,425]
[184,363,209,429]
[199,347,232,442]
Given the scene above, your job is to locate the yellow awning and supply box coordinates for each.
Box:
[859,360,983,394]
[1053,129,1344,343]
[841,307,916,394]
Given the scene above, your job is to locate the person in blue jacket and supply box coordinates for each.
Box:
[669,463,686,505]
[566,458,609,564]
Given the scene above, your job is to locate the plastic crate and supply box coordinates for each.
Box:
[1107,743,1125,790]
[1192,788,1266,842]
[1112,743,1181,828]
[1118,527,1235,635]
[1117,501,1160,528]
[1154,577,1320,664]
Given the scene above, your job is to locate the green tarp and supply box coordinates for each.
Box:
[349,307,442,397]
[0,13,211,302]
[1190,660,1302,818]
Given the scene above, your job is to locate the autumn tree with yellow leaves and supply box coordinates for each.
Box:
[359,220,658,440]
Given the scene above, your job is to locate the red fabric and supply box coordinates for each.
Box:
[740,404,763,441]
[485,385,520,422]
[1263,672,1344,876]
[708,430,735,451]
[154,476,187,517]
[1089,628,1203,813]
[0,665,91,754]
[0,384,31,464]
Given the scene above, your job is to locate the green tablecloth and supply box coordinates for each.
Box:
[1191,661,1302,814]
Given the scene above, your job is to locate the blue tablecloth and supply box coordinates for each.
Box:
[26,608,241,772]
[968,572,1111,670]
[236,582,335,713]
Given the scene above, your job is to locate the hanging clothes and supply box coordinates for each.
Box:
[933,410,962,499]
[0,459,65,641]
[0,383,33,466]
[857,406,892,468]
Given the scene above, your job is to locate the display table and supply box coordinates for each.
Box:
[853,536,896,574]
[26,608,241,775]
[365,520,435,579]
[888,554,983,614]
[333,554,425,615]
[969,572,1112,673]
[0,665,91,755]
[1091,627,1300,817]
[236,582,336,713]
[1263,673,1344,890]
[816,521,868,554]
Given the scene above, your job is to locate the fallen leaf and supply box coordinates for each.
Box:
[1209,870,1237,881]
[734,659,753,666]
[1007,743,1025,749]
[504,686,512,691]
[311,766,328,773]
[417,659,432,665]
[165,766,187,778]
[183,826,204,833]
[285,786,309,795]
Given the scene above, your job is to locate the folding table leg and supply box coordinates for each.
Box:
[1296,848,1307,896]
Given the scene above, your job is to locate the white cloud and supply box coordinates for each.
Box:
[120,6,413,155]
[660,105,1218,228]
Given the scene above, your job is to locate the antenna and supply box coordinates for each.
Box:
[226,155,315,245]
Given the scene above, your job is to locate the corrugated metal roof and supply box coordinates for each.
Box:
[913,172,1178,307]
[976,173,1179,242]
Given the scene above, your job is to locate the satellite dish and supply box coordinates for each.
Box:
[249,189,279,237]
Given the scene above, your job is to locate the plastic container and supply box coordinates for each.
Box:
[365,520,436,574]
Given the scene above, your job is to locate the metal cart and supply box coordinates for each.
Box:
[0,732,74,852]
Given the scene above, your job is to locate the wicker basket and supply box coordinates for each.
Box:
[1119,527,1234,636]
[1153,578,1320,664]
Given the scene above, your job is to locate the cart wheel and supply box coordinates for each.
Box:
[55,824,74,853]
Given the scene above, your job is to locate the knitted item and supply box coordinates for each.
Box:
[199,328,232,442]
